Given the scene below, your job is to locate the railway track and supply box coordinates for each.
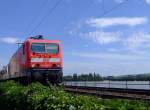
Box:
[64,85,150,100]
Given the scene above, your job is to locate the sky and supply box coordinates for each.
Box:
[1,0,150,76]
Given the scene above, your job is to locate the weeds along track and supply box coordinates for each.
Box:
[0,81,150,110]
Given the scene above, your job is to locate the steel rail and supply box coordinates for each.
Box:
[64,85,150,100]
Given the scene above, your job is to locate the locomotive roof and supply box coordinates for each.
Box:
[26,38,60,43]
[24,39,60,45]
[25,35,60,43]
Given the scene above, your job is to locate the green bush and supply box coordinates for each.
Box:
[0,81,149,110]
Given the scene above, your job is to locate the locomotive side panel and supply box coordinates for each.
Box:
[8,42,28,79]
[9,55,18,78]
[18,43,27,76]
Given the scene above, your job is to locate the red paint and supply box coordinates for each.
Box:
[9,37,63,75]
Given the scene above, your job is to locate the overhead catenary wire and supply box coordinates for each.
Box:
[24,0,49,37]
[28,0,63,36]
[27,0,128,37]
[99,0,129,17]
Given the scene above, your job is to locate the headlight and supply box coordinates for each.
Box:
[56,64,61,67]
[31,64,35,67]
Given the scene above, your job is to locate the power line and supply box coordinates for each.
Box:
[27,0,128,37]
[100,0,129,17]
[28,0,63,36]
[24,0,49,37]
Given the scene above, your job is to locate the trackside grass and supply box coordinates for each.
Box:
[0,81,149,110]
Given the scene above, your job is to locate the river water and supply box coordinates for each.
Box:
[64,81,150,90]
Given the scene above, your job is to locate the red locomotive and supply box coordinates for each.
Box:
[4,35,63,84]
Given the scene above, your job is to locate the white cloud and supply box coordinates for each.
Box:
[125,32,150,49]
[82,31,121,45]
[69,16,150,54]
[107,48,118,52]
[113,0,124,3]
[96,0,124,4]
[81,30,150,52]
[0,37,19,44]
[145,0,150,4]
[114,0,150,5]
[71,51,148,61]
[86,17,148,28]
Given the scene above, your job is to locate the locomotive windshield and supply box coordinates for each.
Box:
[31,43,59,54]
[31,43,45,53]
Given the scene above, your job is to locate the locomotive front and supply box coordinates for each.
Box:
[26,36,63,84]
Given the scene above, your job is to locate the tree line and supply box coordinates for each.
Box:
[63,73,150,81]
[63,73,103,81]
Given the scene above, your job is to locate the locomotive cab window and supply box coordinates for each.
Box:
[31,43,59,54]
[46,43,59,54]
[32,43,45,53]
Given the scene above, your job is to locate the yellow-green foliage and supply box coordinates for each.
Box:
[0,81,149,110]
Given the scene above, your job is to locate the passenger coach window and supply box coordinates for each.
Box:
[46,43,59,54]
[32,43,45,53]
